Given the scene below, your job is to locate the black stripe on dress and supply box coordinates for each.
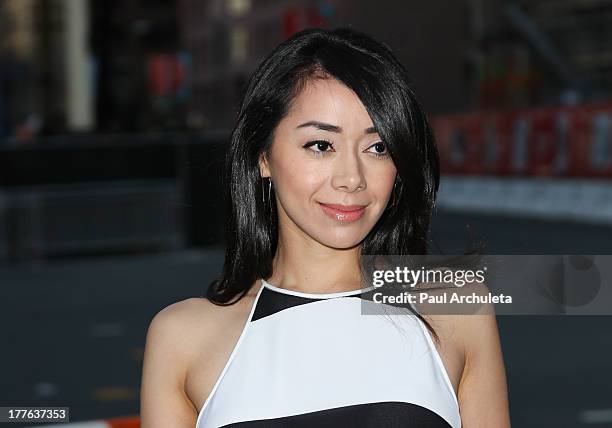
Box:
[220,401,453,427]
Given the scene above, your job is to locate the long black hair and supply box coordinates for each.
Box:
[206,27,443,339]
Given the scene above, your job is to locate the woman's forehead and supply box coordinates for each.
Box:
[286,79,374,130]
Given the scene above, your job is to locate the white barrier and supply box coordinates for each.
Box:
[437,175,612,225]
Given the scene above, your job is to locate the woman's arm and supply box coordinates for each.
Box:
[457,304,512,427]
[140,300,201,428]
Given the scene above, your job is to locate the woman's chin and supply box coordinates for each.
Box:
[317,233,366,250]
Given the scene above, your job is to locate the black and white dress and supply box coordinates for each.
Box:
[195,279,462,427]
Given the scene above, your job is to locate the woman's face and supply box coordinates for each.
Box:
[260,77,397,249]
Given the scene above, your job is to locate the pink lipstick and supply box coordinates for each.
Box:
[319,203,366,222]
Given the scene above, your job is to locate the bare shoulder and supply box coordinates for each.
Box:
[147,298,215,351]
[148,297,226,337]
[150,297,215,328]
[142,296,227,390]
[146,294,251,361]
[140,298,219,427]
[141,291,258,428]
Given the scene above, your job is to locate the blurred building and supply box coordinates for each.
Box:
[176,0,612,130]
[1,0,612,136]
[177,0,347,130]
[0,0,58,138]
[176,0,470,129]
[91,0,184,133]
[0,0,184,139]
[468,0,612,108]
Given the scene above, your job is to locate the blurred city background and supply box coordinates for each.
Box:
[0,0,611,427]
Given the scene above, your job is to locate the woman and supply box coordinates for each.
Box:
[140,27,511,427]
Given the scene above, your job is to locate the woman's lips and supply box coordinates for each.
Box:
[319,203,366,222]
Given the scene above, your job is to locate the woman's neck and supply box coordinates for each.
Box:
[268,234,365,294]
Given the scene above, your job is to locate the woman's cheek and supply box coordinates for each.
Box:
[282,161,324,197]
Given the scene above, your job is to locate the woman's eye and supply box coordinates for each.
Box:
[303,140,334,155]
[302,140,389,158]
[367,141,389,158]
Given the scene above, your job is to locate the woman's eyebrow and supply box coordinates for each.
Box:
[296,120,378,134]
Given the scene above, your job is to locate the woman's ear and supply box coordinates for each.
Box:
[259,153,271,178]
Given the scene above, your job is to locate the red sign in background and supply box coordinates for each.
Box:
[432,102,612,178]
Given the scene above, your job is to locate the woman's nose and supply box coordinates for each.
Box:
[330,152,366,192]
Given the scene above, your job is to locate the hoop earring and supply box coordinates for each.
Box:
[268,178,272,209]
[388,180,399,209]
[261,177,273,211]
